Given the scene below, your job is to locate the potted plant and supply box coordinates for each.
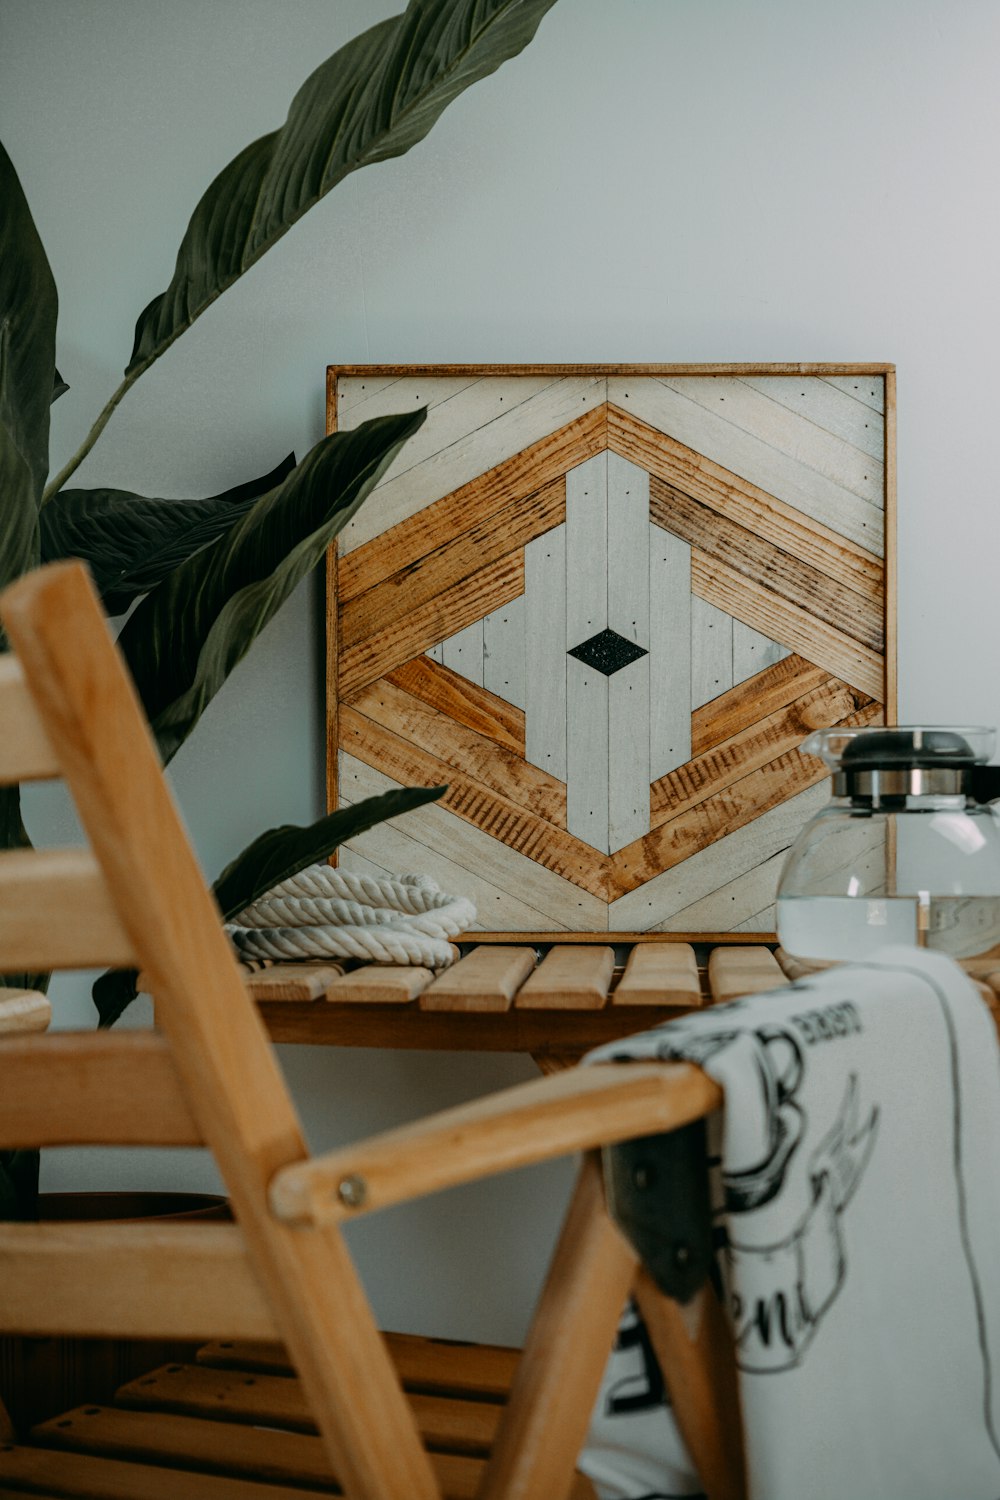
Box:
[0,0,560,1428]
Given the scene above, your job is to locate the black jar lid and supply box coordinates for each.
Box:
[840,728,976,773]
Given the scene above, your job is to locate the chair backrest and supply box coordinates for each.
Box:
[0,561,446,1499]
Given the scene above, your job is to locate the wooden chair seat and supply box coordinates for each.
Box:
[0,1336,596,1499]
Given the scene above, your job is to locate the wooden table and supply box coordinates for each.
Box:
[247,935,786,1061]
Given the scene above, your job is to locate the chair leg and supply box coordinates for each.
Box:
[634,1268,747,1500]
[477,1151,639,1500]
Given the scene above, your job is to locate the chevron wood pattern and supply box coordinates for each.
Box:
[328,365,895,935]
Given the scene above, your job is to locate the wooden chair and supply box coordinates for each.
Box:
[0,561,742,1500]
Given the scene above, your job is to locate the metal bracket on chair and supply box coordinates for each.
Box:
[603,1119,713,1304]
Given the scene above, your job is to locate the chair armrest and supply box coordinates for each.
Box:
[269,1059,722,1226]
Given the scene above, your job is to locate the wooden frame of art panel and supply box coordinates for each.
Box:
[326,364,896,939]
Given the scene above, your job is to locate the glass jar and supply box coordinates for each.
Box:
[776,726,1000,966]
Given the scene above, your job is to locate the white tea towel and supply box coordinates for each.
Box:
[581,947,1000,1500]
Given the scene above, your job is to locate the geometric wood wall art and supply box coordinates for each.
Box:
[326,364,896,936]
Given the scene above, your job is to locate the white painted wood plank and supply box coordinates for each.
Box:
[822,374,885,413]
[441,619,484,685]
[648,525,691,782]
[335,378,488,432]
[608,377,884,556]
[732,622,789,685]
[738,375,884,461]
[426,643,444,664]
[340,816,561,933]
[691,595,733,709]
[337,846,396,881]
[483,593,526,709]
[341,375,607,553]
[608,781,829,930]
[566,657,609,853]
[340,373,422,417]
[566,452,608,644]
[609,654,650,852]
[340,752,606,928]
[607,452,649,647]
[732,912,776,933]
[660,376,883,508]
[525,523,567,781]
[656,849,789,934]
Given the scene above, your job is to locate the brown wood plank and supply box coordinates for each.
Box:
[707,945,788,1004]
[650,475,883,650]
[387,656,525,756]
[0,1032,201,1148]
[197,1330,521,1400]
[241,962,347,1001]
[0,657,60,784]
[0,1223,277,1341]
[324,965,436,1004]
[0,848,136,972]
[608,401,883,598]
[332,362,895,382]
[651,675,871,827]
[337,406,606,601]
[114,1364,501,1456]
[258,1001,708,1052]
[0,1444,315,1500]
[340,478,564,648]
[326,541,340,822]
[613,943,703,1007]
[339,707,608,901]
[347,678,566,826]
[884,369,898,720]
[339,552,524,700]
[691,654,828,754]
[420,946,537,1013]
[515,945,615,1010]
[692,550,885,701]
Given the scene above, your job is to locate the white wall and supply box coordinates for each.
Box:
[3,0,999,1343]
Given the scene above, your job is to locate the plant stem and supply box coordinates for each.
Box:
[40,372,135,504]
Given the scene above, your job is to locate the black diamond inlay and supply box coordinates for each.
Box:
[568,628,648,677]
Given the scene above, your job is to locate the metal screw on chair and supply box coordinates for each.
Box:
[337,1173,368,1209]
[673,1243,691,1269]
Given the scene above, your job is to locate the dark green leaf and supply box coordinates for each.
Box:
[213,785,447,921]
[117,407,424,763]
[93,783,447,1027]
[52,368,69,403]
[0,139,58,505]
[40,452,296,613]
[0,427,40,646]
[126,0,558,379]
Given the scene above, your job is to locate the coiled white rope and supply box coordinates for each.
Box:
[225,866,476,969]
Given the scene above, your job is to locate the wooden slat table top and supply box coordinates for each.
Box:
[244,939,769,1052]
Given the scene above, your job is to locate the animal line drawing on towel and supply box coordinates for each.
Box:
[650,1003,880,1374]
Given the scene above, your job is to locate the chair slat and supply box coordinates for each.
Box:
[0,1444,318,1500]
[707,945,788,1004]
[196,1330,521,1398]
[0,656,60,784]
[0,1032,202,1147]
[116,1361,501,1455]
[327,963,435,1003]
[0,848,136,971]
[420,946,537,1012]
[515,945,615,1009]
[613,942,703,1007]
[0,1222,277,1340]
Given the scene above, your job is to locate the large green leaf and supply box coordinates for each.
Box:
[212,785,447,921]
[0,428,40,643]
[117,407,424,763]
[93,785,446,1027]
[40,452,295,613]
[0,140,57,507]
[126,0,558,380]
